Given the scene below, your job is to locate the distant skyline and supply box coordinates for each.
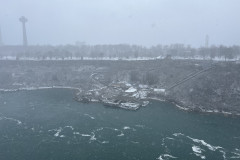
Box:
[0,0,240,47]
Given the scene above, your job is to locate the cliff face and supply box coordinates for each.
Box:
[168,63,240,114]
[0,60,239,114]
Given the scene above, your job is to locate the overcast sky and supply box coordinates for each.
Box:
[0,0,240,47]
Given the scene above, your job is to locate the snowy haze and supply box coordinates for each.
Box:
[0,0,240,47]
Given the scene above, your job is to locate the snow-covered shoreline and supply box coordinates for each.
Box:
[1,86,240,117]
[0,56,239,62]
[0,86,81,92]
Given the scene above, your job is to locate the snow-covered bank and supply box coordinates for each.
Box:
[0,86,81,92]
[0,56,239,62]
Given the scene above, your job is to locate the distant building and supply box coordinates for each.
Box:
[19,16,28,46]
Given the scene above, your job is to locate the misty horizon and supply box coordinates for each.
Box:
[0,0,240,47]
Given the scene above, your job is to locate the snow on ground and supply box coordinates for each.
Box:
[154,88,166,93]
[1,56,239,61]
[125,87,137,93]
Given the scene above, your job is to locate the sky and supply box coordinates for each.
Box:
[0,0,240,47]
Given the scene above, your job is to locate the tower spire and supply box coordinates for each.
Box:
[19,16,28,46]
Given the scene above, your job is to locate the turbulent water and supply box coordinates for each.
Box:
[0,89,240,160]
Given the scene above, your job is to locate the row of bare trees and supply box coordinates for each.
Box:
[0,44,240,60]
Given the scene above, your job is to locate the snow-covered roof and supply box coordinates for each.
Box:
[125,87,137,93]
[154,88,165,93]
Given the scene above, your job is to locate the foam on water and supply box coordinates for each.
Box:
[123,126,131,130]
[123,126,136,131]
[171,133,230,159]
[117,132,124,137]
[100,141,109,144]
[187,136,222,151]
[192,146,204,153]
[84,114,95,120]
[192,146,206,159]
[80,134,91,137]
[53,128,62,137]
[49,126,75,137]
[166,137,174,140]
[131,141,139,144]
[0,114,22,125]
[73,132,80,135]
[135,124,145,129]
[173,133,184,137]
[231,148,240,159]
[157,154,177,160]
[89,132,96,141]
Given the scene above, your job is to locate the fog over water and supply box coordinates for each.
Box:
[0,0,240,46]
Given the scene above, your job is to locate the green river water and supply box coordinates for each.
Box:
[0,88,239,160]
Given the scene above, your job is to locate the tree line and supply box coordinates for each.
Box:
[0,44,239,60]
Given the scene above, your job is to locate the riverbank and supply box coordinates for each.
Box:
[1,85,240,117]
[0,59,239,116]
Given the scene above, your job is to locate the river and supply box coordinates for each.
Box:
[0,88,239,160]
